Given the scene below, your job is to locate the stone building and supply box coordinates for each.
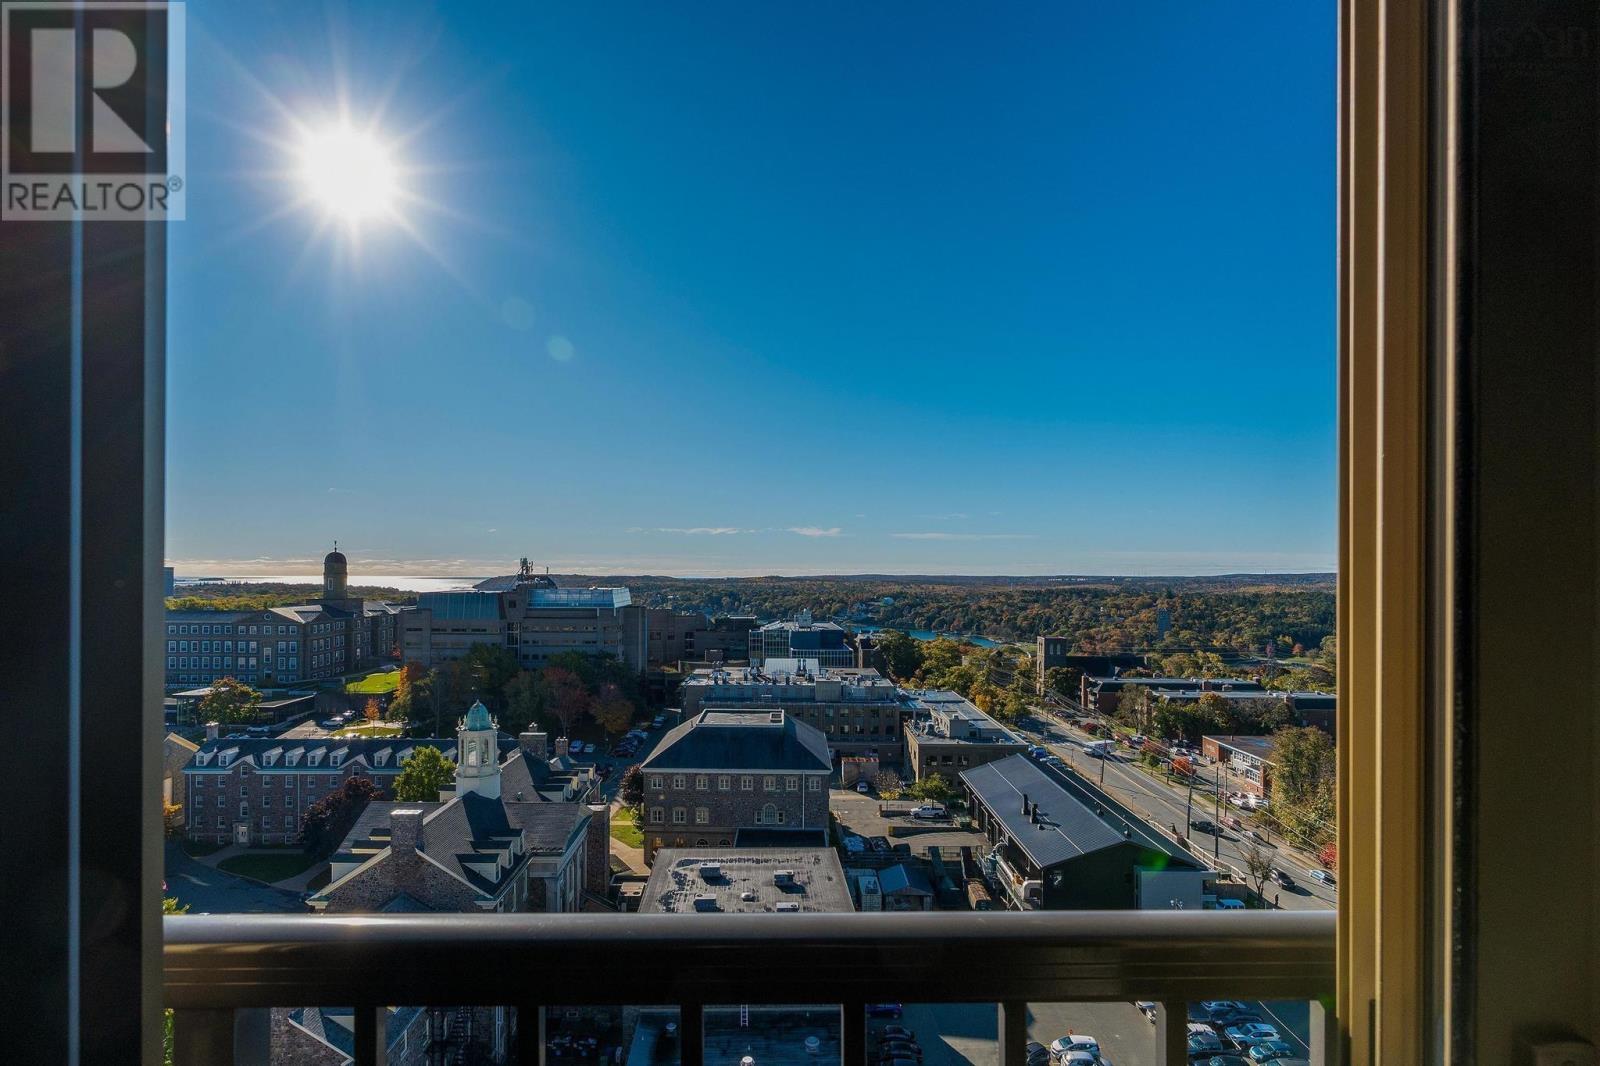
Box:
[637,709,831,863]
[903,689,1029,780]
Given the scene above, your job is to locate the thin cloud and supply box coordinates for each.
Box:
[632,526,748,536]
[786,526,842,538]
[915,512,969,520]
[891,532,1038,541]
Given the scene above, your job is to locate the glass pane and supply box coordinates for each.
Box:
[705,1005,841,1066]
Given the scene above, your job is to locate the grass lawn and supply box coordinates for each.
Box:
[345,671,401,695]
[217,849,319,884]
[181,838,229,858]
[332,721,403,738]
[610,808,644,849]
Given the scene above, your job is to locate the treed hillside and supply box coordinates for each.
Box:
[611,574,1336,658]
[165,573,1336,660]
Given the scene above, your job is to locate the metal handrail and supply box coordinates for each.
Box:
[166,910,1334,1006]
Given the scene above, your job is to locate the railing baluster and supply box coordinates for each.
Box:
[1156,1001,1187,1066]
[1309,997,1339,1066]
[842,1001,866,1065]
[517,1003,546,1065]
[997,1000,1028,1066]
[171,1008,236,1066]
[353,1005,386,1066]
[679,1003,704,1066]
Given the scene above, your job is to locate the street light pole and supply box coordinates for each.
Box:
[1213,762,1226,861]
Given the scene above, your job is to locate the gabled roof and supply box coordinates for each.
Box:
[641,711,831,773]
[877,864,933,897]
[961,754,1131,869]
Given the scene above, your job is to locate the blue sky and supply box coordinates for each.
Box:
[167,1,1336,578]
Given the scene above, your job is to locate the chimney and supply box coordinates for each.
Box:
[205,721,220,742]
[389,808,425,856]
[1021,792,1030,816]
[555,736,570,757]
[520,731,549,761]
[585,803,611,900]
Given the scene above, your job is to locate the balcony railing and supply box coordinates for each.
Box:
[166,910,1336,1065]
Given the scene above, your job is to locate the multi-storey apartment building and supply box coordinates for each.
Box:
[163,547,403,688]
[399,561,642,671]
[679,662,910,760]
[747,612,853,669]
[637,709,831,862]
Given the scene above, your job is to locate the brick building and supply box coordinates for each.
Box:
[164,546,404,689]
[903,689,1028,780]
[637,710,831,863]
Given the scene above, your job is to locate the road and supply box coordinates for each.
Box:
[1013,712,1336,912]
[163,841,303,914]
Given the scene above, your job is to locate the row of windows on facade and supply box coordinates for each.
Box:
[647,803,789,826]
[167,621,343,636]
[169,639,338,655]
[167,656,315,672]
[205,814,299,829]
[647,773,821,793]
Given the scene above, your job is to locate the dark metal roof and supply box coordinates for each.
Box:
[641,711,831,773]
[960,754,1130,869]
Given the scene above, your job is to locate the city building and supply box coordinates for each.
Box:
[903,689,1029,780]
[180,715,596,846]
[163,565,175,597]
[1079,675,1265,716]
[962,754,1210,910]
[162,732,198,825]
[680,661,910,760]
[1200,734,1279,799]
[644,609,758,669]
[163,546,404,689]
[309,704,608,914]
[747,612,853,670]
[638,848,853,913]
[1033,639,1145,694]
[399,559,641,672]
[637,709,831,862]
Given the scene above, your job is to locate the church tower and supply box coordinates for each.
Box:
[455,700,501,799]
[323,543,348,601]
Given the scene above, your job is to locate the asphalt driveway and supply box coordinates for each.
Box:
[164,841,304,914]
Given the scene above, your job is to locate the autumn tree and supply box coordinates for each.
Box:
[544,666,592,738]
[300,777,383,858]
[1117,685,1153,732]
[592,684,634,738]
[364,696,382,724]
[1239,837,1278,899]
[619,765,644,810]
[392,746,456,802]
[1272,725,1337,825]
[199,676,261,725]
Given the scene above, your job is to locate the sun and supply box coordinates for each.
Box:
[296,123,399,223]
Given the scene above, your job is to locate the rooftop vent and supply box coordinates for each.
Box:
[699,862,722,881]
[769,712,782,723]
[740,890,758,902]
[773,869,796,886]
[693,895,719,912]
[774,901,801,912]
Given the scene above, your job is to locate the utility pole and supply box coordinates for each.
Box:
[1213,762,1228,861]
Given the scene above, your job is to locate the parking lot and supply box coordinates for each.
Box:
[869,1001,1152,1066]
[829,789,988,854]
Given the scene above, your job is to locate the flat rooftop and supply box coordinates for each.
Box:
[1205,734,1278,760]
[640,848,854,913]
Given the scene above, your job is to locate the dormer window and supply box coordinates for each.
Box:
[285,749,301,767]
[195,751,210,766]
[308,749,323,766]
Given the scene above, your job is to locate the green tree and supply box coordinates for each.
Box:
[593,691,634,738]
[501,670,547,736]
[198,676,261,725]
[544,666,592,738]
[1043,665,1081,700]
[874,630,923,681]
[1272,726,1336,812]
[392,746,456,802]
[1117,685,1153,731]
[907,773,955,804]
[463,643,520,706]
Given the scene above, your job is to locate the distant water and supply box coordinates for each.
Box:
[176,574,486,593]
[852,623,1002,648]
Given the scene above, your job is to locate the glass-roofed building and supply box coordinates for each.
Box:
[399,559,645,672]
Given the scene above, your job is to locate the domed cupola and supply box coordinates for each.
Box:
[455,700,501,798]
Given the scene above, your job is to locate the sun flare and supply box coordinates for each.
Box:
[296,124,399,223]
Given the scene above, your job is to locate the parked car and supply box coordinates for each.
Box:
[843,836,867,853]
[1311,869,1335,885]
[1028,745,1049,760]
[1048,1035,1102,1062]
[1025,1040,1050,1066]
[651,715,666,728]
[1189,1030,1225,1054]
[1199,1001,1249,1016]
[1269,868,1295,887]
[879,1026,915,1043]
[1135,1002,1158,1023]
[1245,1040,1298,1062]
[879,1058,919,1066]
[856,781,872,794]
[1190,818,1217,833]
[568,740,585,755]
[868,836,892,853]
[876,1040,921,1060]
[909,803,947,820]
[1222,1022,1280,1049]
[1214,898,1247,910]
[866,1004,903,1019]
[1210,1008,1262,1028]
[1191,1056,1252,1066]
[1042,755,1067,769]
